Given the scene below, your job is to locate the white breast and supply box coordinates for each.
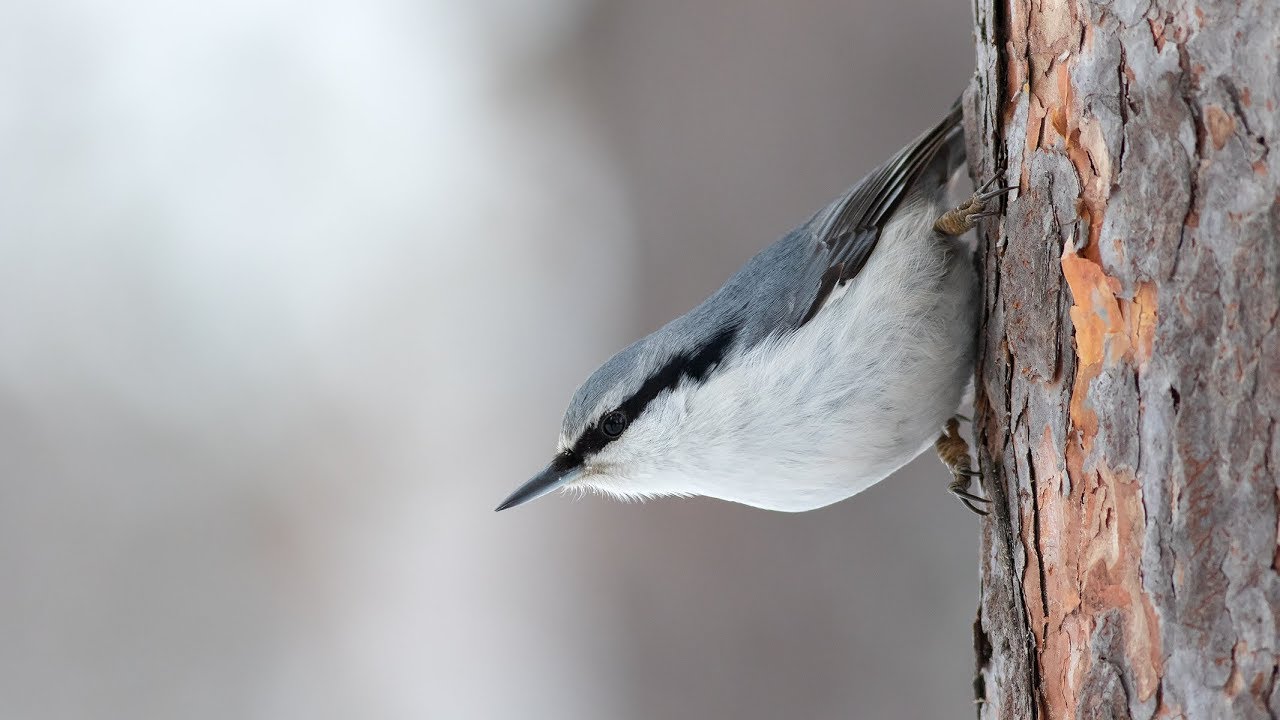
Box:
[614,200,978,511]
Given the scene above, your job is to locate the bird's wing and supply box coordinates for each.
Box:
[794,100,964,327]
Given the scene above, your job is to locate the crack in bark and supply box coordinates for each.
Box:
[1025,441,1050,626]
[1117,42,1131,177]
[1221,78,1255,138]
[1171,40,1204,281]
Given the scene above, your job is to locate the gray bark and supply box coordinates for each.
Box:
[965,0,1280,718]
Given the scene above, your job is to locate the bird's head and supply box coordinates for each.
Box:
[495,324,738,511]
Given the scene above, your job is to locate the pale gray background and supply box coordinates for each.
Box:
[0,1,981,718]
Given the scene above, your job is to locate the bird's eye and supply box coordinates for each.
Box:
[600,410,628,438]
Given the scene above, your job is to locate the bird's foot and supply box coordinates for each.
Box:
[935,417,990,516]
[932,177,1018,236]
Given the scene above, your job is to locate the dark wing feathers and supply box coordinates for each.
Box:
[797,100,964,327]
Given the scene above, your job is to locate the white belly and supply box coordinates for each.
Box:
[663,201,978,511]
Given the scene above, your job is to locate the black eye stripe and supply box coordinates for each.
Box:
[550,450,582,472]
[570,324,738,457]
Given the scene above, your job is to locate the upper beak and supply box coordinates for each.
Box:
[495,454,580,511]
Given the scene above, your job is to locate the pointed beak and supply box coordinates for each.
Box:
[495,453,581,512]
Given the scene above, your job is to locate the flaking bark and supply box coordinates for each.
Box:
[965,0,1280,718]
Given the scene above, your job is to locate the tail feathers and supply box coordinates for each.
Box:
[928,96,967,187]
[817,95,967,240]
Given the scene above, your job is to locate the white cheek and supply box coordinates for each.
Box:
[628,395,691,469]
[589,423,658,475]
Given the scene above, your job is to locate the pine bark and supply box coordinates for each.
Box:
[965,0,1280,717]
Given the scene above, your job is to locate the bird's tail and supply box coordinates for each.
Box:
[849,95,968,231]
[810,94,969,242]
[923,95,967,189]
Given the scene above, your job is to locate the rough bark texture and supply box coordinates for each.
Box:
[965,0,1280,718]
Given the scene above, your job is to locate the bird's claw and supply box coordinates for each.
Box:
[949,481,992,516]
[935,417,990,516]
[933,179,1018,236]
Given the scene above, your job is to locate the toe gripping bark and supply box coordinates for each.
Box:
[935,417,991,515]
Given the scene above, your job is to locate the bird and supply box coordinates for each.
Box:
[496,99,1013,515]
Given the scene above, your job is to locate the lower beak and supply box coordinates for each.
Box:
[495,455,580,511]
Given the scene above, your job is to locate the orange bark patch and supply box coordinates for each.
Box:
[1061,252,1117,440]
[1025,434,1165,710]
[1053,220,1163,716]
[1092,465,1164,699]
[1064,117,1111,255]
[1205,104,1236,150]
[1060,256,1156,444]
[1148,17,1167,52]
[1132,282,1158,368]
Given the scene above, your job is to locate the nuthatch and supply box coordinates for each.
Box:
[498,100,1012,514]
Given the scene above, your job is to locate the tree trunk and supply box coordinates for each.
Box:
[964,0,1280,718]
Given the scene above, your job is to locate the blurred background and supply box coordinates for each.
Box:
[0,1,981,718]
